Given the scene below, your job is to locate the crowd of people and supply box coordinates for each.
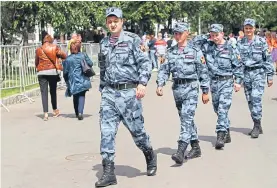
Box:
[34,6,276,188]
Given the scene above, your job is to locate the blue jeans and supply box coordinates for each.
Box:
[73,90,87,115]
[149,50,158,69]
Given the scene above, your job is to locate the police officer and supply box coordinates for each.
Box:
[96,7,157,187]
[156,22,210,165]
[204,24,244,149]
[237,19,274,139]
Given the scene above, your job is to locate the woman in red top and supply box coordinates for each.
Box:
[271,32,277,72]
[265,32,272,52]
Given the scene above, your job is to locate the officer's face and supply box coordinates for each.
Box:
[174,31,188,43]
[106,16,123,34]
[210,32,224,44]
[244,25,255,37]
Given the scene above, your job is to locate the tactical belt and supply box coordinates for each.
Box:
[108,83,137,90]
[173,79,197,85]
[212,75,233,81]
[245,66,262,71]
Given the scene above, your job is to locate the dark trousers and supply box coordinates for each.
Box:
[38,75,58,113]
[73,90,87,115]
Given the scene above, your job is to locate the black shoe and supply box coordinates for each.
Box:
[185,140,201,160]
[248,120,263,136]
[251,120,262,139]
[95,159,117,187]
[171,141,188,165]
[215,131,225,149]
[224,129,231,143]
[143,148,157,176]
[77,113,83,120]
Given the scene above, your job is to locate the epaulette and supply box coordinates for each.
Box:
[124,31,138,38]
[167,45,176,52]
[192,45,201,52]
[258,36,266,43]
[100,37,107,44]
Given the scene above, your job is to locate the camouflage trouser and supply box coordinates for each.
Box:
[210,79,233,133]
[243,69,266,122]
[99,86,152,161]
[172,81,199,144]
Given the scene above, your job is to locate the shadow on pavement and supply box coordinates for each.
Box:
[60,113,93,119]
[92,164,147,179]
[230,127,251,136]
[198,135,216,147]
[35,113,92,119]
[155,147,177,156]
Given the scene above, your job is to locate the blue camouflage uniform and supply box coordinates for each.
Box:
[189,33,211,52]
[237,19,274,123]
[98,10,153,162]
[157,23,210,144]
[205,24,244,133]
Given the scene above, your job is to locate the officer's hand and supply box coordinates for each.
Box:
[136,84,146,99]
[234,83,241,92]
[202,93,209,104]
[156,87,163,96]
[268,80,273,87]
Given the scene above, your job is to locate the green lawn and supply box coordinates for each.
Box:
[1,84,39,98]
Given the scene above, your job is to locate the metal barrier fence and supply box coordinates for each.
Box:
[0,43,100,112]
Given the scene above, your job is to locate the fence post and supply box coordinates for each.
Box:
[18,42,34,103]
[0,47,10,112]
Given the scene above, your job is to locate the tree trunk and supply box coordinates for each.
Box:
[1,27,7,45]
[23,29,28,45]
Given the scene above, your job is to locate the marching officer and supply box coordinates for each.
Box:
[96,7,157,187]
[237,19,274,138]
[156,22,210,164]
[204,24,244,149]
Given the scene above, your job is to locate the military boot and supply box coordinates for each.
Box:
[215,131,225,149]
[185,140,201,160]
[95,159,117,187]
[224,128,231,143]
[143,148,157,176]
[250,120,262,139]
[171,141,188,165]
[248,120,263,136]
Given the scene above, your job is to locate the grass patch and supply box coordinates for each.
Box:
[0,83,39,98]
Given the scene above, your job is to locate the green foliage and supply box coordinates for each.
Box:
[1,1,277,44]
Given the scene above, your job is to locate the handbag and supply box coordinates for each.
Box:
[41,47,61,82]
[81,53,95,77]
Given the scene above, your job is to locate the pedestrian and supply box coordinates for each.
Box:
[228,33,237,48]
[237,19,274,138]
[154,32,167,66]
[156,22,210,165]
[204,24,244,149]
[148,34,158,71]
[35,34,67,121]
[95,7,157,187]
[265,31,272,52]
[67,33,78,55]
[270,32,277,72]
[62,40,93,120]
[237,30,244,41]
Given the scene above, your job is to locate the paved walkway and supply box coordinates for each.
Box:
[2,74,277,188]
